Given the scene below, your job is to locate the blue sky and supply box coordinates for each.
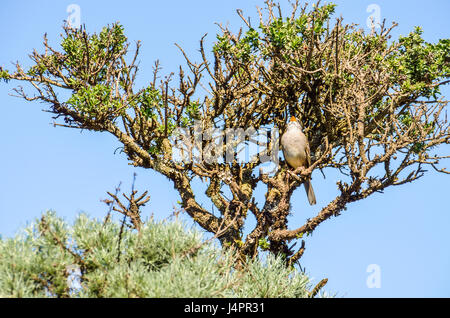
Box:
[0,0,449,297]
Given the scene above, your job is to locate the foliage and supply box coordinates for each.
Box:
[0,212,325,298]
[66,84,122,120]
[0,68,11,82]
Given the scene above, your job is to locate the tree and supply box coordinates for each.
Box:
[1,0,449,266]
[0,211,326,298]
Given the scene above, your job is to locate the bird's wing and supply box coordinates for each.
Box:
[305,137,311,168]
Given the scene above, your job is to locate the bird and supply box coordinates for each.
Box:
[281,116,316,205]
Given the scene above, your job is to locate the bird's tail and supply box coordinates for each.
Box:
[304,180,316,206]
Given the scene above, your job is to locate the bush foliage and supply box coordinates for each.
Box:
[0,212,327,298]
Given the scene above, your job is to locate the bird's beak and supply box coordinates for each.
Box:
[290,116,297,122]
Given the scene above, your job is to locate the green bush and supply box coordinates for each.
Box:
[0,211,329,298]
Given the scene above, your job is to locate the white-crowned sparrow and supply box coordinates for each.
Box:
[281,116,316,205]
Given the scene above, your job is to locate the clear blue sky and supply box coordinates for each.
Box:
[0,0,449,297]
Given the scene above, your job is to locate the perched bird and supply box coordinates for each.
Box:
[281,116,316,205]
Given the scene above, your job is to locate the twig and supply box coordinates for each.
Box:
[309,278,328,298]
[102,181,122,226]
[116,172,137,262]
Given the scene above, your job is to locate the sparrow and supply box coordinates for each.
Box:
[281,116,316,205]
